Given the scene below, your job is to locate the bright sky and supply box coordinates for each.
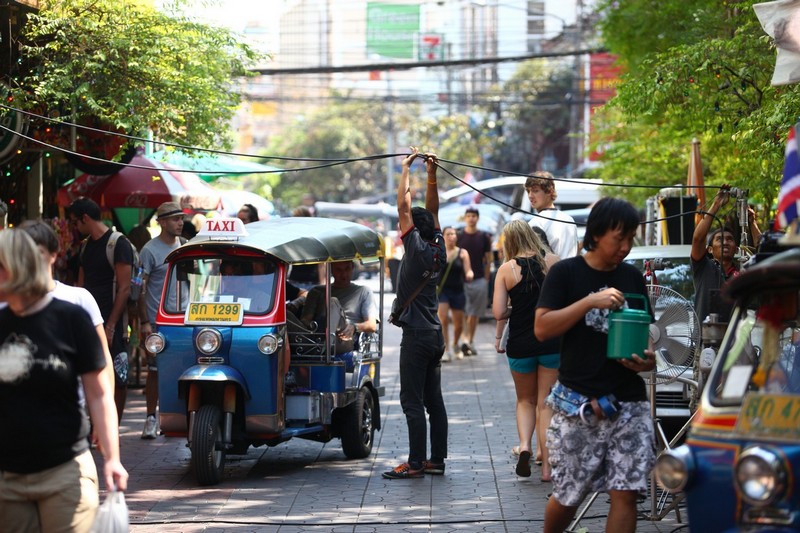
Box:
[192,0,266,32]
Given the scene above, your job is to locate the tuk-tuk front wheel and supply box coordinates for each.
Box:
[341,387,375,459]
[191,404,226,485]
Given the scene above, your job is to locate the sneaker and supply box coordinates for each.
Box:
[441,350,452,363]
[422,460,446,475]
[141,415,158,440]
[382,462,424,479]
[460,342,472,356]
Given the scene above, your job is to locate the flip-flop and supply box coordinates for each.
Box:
[516,450,532,477]
[511,446,520,457]
[534,458,543,466]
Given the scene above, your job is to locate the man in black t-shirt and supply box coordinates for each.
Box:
[535,197,657,533]
[382,147,448,480]
[456,206,492,356]
[69,197,134,422]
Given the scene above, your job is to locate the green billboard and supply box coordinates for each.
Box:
[366,3,420,59]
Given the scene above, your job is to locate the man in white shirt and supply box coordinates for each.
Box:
[526,171,578,259]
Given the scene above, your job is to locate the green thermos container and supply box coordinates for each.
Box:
[606,293,651,360]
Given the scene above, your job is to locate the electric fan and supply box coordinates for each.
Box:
[646,284,700,385]
[644,284,701,521]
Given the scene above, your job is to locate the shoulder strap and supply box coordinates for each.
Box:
[436,248,458,295]
[106,231,122,270]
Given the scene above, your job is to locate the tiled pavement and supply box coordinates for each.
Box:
[109,305,687,532]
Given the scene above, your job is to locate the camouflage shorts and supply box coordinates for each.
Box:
[546,400,656,507]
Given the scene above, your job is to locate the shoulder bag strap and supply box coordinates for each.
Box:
[436,248,457,295]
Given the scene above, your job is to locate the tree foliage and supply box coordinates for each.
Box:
[489,59,574,176]
[263,97,418,207]
[406,113,496,189]
[591,0,800,217]
[13,0,261,150]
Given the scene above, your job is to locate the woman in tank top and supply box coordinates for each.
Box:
[492,220,559,481]
[437,226,473,362]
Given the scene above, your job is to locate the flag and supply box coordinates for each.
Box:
[775,124,800,230]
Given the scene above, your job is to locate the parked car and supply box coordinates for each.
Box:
[441,175,601,214]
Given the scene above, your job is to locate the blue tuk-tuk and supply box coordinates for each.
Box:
[655,247,800,532]
[145,217,385,485]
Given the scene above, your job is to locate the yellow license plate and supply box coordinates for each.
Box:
[185,302,243,325]
[736,393,800,440]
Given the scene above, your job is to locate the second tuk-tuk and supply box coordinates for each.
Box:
[145,216,385,485]
[655,246,800,532]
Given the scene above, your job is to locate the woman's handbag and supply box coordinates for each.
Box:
[90,490,129,533]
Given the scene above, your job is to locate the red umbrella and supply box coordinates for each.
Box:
[57,153,222,211]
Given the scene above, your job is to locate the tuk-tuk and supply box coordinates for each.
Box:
[145,217,385,485]
[655,247,800,532]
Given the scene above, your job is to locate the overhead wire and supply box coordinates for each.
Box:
[0,101,725,227]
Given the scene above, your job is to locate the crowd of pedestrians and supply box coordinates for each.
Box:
[1,150,765,533]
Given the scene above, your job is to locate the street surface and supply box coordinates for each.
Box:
[110,278,687,532]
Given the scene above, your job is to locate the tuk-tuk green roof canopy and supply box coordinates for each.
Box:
[171,217,385,265]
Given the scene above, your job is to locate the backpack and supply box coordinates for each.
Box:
[80,231,143,303]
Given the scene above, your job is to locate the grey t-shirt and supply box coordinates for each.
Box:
[305,283,377,325]
[140,237,183,323]
[692,254,734,323]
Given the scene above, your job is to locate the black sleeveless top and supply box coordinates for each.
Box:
[442,248,466,291]
[506,257,560,358]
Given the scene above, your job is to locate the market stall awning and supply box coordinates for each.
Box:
[150,150,282,182]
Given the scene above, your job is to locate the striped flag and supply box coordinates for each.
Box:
[776,124,800,230]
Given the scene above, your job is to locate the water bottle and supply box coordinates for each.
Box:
[130,264,144,302]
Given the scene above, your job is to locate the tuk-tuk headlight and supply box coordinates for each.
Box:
[145,333,165,354]
[655,445,693,493]
[734,447,787,506]
[258,334,281,355]
[196,328,222,355]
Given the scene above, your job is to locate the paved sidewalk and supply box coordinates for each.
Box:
[113,315,687,532]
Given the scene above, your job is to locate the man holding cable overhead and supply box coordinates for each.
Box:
[383,147,448,479]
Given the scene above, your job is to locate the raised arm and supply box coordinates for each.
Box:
[424,153,440,229]
[692,185,730,262]
[397,147,419,233]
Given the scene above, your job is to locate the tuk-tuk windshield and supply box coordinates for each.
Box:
[165,257,278,315]
[710,290,800,406]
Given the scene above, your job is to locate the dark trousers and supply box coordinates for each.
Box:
[399,328,447,467]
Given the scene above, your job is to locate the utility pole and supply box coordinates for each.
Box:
[386,71,395,198]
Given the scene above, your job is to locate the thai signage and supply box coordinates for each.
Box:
[366,2,420,59]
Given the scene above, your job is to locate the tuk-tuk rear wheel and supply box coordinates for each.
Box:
[341,387,375,459]
[191,404,226,486]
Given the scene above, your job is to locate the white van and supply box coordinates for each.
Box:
[440,175,602,215]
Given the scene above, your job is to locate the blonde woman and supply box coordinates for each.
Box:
[492,220,559,480]
[0,229,127,532]
[437,226,473,361]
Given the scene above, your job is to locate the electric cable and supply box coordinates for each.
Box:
[0,101,732,228]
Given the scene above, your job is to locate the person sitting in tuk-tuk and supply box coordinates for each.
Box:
[301,260,378,347]
[219,260,275,313]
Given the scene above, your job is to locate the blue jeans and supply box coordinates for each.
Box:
[399,328,447,468]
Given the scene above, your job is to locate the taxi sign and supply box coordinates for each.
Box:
[736,392,800,440]
[185,302,244,326]
[198,217,248,241]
